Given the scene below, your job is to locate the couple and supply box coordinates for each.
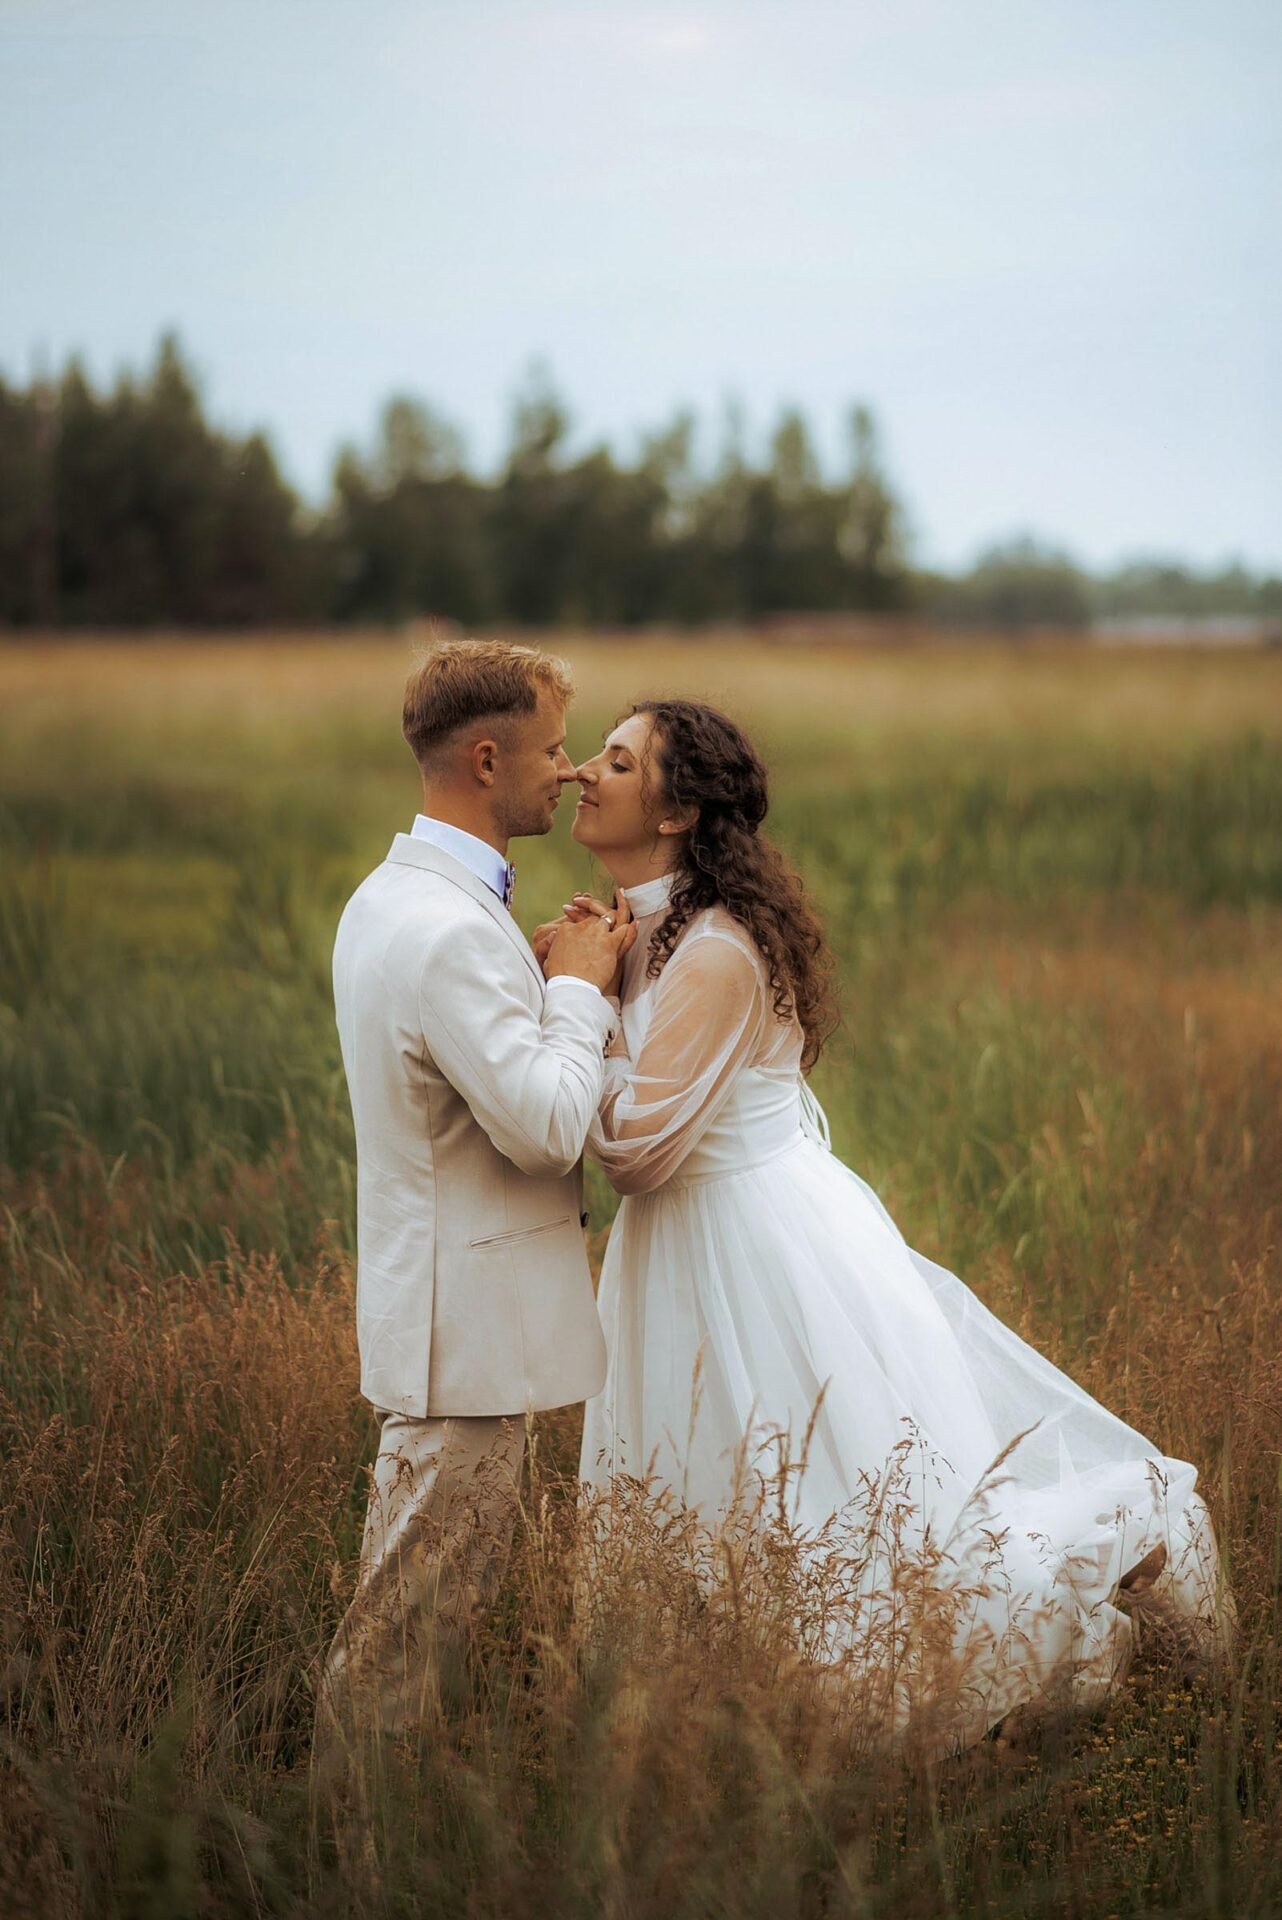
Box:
[321,637,1228,1755]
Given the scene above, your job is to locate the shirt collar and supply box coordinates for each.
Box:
[619,870,677,917]
[411,814,513,906]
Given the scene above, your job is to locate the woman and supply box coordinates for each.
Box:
[538,698,1230,1750]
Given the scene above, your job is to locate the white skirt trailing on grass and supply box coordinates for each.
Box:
[579,874,1230,1753]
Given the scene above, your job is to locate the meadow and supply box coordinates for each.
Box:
[1,630,1280,1918]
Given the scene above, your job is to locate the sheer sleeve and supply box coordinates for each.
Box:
[588,928,766,1196]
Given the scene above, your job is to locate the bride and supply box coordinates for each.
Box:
[537,697,1231,1751]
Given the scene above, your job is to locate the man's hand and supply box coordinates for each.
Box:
[532,895,616,965]
[544,894,635,995]
[532,916,567,968]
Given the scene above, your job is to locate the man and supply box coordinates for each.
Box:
[320,638,634,1740]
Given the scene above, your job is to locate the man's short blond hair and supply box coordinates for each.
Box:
[403,639,575,768]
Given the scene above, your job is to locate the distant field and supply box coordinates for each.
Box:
[6,626,1282,761]
[2,631,1280,1918]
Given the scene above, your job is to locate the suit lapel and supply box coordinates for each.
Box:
[385,833,546,995]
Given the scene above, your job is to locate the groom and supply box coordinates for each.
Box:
[320,638,635,1738]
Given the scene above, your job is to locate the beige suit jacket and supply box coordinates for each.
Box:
[333,833,614,1418]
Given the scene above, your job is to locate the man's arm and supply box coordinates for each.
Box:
[417,915,619,1177]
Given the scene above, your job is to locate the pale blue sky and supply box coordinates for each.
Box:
[2,0,1278,571]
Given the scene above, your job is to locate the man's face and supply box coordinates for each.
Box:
[493,693,578,838]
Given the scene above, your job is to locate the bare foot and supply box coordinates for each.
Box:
[986,1703,1038,1752]
[1118,1540,1169,1598]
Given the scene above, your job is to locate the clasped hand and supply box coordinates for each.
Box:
[533,892,635,997]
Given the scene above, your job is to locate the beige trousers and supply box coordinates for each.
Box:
[319,1409,527,1739]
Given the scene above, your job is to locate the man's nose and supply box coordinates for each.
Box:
[555,752,579,782]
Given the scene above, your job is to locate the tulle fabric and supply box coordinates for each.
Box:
[580,872,1232,1752]
[590,913,787,1196]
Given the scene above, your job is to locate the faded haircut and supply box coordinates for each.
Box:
[402,638,575,768]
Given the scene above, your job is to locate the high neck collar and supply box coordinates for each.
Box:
[619,869,677,916]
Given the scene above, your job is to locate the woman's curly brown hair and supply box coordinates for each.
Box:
[631,698,839,1071]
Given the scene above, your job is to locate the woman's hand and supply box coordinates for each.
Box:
[538,893,634,991]
[535,893,611,968]
[563,892,633,996]
[564,892,613,924]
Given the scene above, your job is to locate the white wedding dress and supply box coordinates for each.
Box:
[579,872,1230,1752]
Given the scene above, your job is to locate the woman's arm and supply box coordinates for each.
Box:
[589,929,766,1196]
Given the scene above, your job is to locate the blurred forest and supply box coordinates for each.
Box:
[1,334,1278,632]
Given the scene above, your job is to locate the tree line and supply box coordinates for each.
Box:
[1,335,1277,631]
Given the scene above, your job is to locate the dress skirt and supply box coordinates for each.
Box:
[579,1132,1230,1750]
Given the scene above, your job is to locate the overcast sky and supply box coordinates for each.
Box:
[2,0,1278,571]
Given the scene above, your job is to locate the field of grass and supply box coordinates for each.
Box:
[2,630,1281,1917]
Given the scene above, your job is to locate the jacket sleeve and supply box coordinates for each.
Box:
[588,929,766,1196]
[417,914,616,1177]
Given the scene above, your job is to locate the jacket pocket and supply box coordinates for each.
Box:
[468,1215,574,1251]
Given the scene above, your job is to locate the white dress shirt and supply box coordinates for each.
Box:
[411,812,604,1005]
[412,813,511,900]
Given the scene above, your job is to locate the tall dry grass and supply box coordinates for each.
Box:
[2,633,1281,1915]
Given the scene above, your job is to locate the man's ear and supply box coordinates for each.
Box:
[469,736,500,787]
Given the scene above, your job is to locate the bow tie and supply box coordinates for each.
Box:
[501,862,517,911]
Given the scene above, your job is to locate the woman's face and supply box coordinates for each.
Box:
[571,711,660,859]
